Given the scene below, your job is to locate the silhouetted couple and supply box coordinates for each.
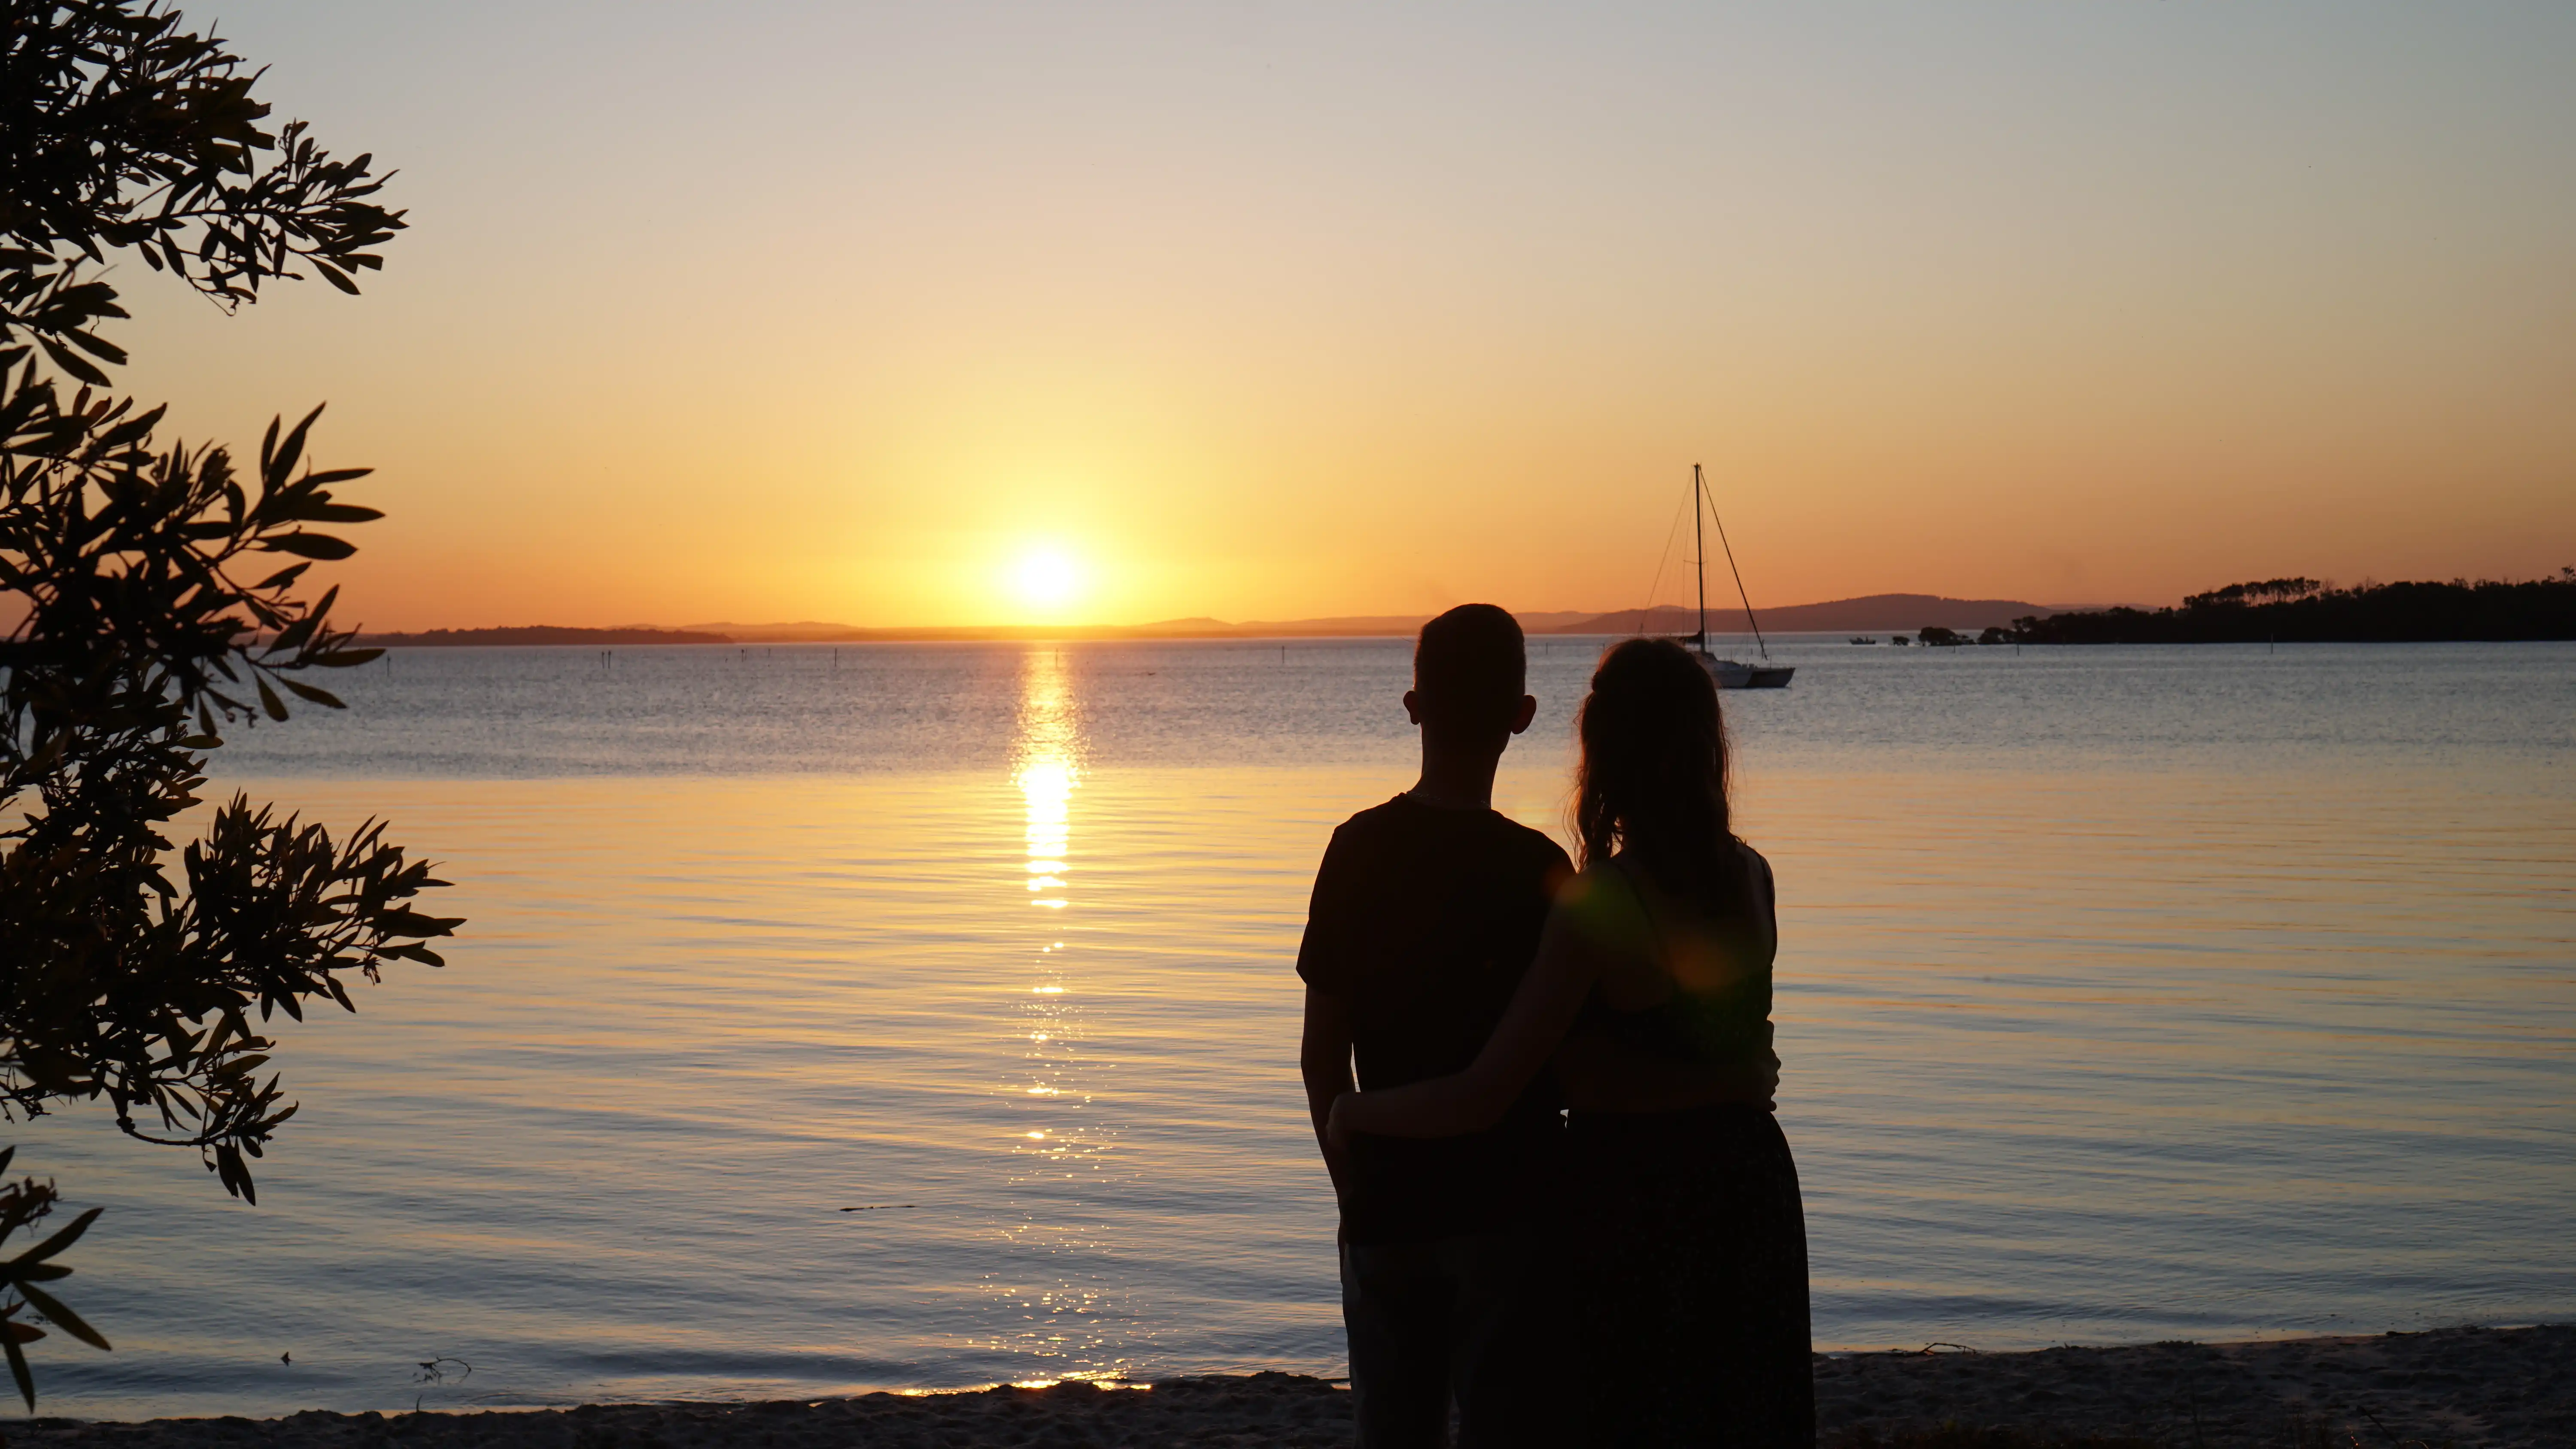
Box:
[1299,606,1811,1447]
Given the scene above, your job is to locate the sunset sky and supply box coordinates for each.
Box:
[108,2,2576,631]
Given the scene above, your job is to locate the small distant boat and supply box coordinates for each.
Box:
[1677,464,1792,689]
[1848,636,1877,646]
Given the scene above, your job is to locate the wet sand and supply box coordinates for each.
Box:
[15,1325,2568,1447]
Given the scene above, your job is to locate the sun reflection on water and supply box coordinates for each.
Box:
[1018,650,1079,910]
[984,648,1130,1378]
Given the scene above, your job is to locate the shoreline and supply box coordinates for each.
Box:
[16,1325,2568,1447]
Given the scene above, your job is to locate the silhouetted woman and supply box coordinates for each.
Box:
[1330,637,1812,1446]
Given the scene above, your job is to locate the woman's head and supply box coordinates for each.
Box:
[1573,637,1741,908]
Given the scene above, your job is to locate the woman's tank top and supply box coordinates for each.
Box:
[1580,848,1777,1070]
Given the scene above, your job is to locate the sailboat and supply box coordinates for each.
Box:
[1681,463,1793,689]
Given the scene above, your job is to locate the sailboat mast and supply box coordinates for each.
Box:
[1706,474,1771,661]
[1693,464,1707,649]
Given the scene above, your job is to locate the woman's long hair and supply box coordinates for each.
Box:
[1572,637,1752,922]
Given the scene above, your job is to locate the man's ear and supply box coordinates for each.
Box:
[1508,694,1538,736]
[1403,688,1424,726]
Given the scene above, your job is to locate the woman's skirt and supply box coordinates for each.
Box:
[1561,1104,1814,1448]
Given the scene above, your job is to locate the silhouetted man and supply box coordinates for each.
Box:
[1297,604,1572,1447]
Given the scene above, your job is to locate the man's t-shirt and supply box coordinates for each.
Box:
[1296,793,1574,1244]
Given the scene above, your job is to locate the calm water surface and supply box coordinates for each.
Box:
[15,637,2574,1417]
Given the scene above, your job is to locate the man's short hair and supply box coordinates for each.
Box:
[1414,604,1526,738]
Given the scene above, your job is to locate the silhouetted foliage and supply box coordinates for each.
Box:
[2182,577,2320,609]
[0,0,454,1407]
[1,0,402,382]
[2011,571,2576,645]
[1915,626,1967,648]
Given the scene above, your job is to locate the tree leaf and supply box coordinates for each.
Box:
[12,1208,102,1268]
[11,1281,109,1353]
[64,329,130,365]
[263,406,324,492]
[269,614,319,652]
[279,678,345,708]
[35,336,110,387]
[4,1324,33,1410]
[263,532,355,560]
[291,503,383,524]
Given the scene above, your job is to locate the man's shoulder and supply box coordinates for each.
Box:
[1333,795,1415,835]
[1331,797,1566,864]
[1488,810,1569,855]
[1319,796,1413,859]
[1483,813,1574,885]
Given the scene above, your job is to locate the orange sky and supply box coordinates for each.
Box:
[108,3,2576,631]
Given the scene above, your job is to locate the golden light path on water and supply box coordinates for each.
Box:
[989,647,1120,1377]
[1019,648,1077,914]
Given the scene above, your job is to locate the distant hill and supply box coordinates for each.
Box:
[361,626,731,647]
[1545,594,2068,635]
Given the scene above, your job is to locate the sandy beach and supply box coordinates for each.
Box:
[13,1325,2566,1448]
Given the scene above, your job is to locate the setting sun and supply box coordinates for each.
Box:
[1009,545,1087,613]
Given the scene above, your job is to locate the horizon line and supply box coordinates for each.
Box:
[353,592,2112,644]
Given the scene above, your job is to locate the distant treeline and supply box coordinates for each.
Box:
[2010,573,2576,645]
[360,626,732,647]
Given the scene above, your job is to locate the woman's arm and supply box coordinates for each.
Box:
[1554,1023,1780,1112]
[1327,901,1607,1143]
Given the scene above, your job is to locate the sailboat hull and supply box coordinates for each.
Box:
[1696,655,1796,689]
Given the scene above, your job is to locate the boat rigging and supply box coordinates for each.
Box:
[1681,463,1792,689]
